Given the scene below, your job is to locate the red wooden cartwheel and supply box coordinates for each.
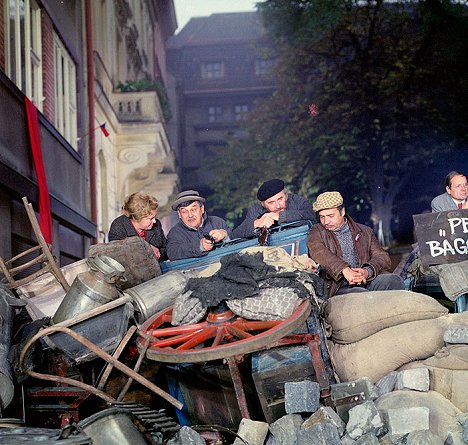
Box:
[137,300,311,363]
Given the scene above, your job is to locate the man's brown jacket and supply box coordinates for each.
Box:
[307,215,391,297]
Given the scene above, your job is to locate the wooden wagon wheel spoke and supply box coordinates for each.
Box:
[151,328,205,348]
[176,326,218,350]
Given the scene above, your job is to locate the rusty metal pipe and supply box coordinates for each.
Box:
[19,325,183,410]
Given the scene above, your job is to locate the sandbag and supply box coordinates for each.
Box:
[89,237,161,289]
[400,345,468,412]
[402,364,468,412]
[324,290,448,344]
[331,312,468,383]
[375,390,464,444]
[402,344,468,371]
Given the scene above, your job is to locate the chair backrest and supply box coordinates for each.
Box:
[0,197,70,291]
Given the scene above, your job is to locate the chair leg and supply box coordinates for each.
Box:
[21,197,70,292]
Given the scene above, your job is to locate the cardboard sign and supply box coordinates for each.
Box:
[413,209,468,266]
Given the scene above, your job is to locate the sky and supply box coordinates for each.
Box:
[173,0,259,33]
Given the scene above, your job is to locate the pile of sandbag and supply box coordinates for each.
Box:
[325,290,468,383]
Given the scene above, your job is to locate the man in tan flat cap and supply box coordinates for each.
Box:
[307,191,404,298]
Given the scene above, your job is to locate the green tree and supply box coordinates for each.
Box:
[209,0,468,244]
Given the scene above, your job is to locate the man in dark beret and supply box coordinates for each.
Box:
[232,179,315,239]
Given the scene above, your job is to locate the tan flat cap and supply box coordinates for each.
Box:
[313,191,343,212]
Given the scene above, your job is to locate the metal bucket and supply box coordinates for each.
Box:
[78,408,148,445]
[52,255,125,324]
[124,270,188,323]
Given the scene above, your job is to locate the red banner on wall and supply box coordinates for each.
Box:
[25,97,53,244]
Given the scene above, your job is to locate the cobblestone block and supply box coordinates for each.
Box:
[285,380,320,414]
[346,401,385,440]
[406,430,443,445]
[234,418,269,445]
[386,407,429,442]
[296,422,341,445]
[396,368,430,392]
[302,405,346,436]
[269,414,303,445]
[354,432,380,444]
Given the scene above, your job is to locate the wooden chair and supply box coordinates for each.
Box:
[0,197,70,292]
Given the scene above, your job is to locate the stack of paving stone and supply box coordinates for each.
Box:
[166,292,468,445]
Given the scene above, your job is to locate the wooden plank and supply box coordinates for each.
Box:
[413,209,468,266]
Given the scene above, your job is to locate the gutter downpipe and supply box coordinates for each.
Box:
[85,0,97,241]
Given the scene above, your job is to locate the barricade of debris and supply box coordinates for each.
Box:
[169,291,468,444]
[1,238,467,445]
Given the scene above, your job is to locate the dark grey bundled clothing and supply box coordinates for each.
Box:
[108,214,167,260]
[184,252,320,308]
[166,215,231,261]
[232,193,315,239]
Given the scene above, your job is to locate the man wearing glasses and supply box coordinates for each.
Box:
[431,171,468,212]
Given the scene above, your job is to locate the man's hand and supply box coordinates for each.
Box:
[201,237,215,251]
[342,267,368,285]
[151,246,161,260]
[209,229,228,242]
[254,212,279,229]
[201,229,228,252]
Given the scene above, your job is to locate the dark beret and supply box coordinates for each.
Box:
[257,179,285,201]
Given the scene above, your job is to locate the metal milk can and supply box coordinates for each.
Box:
[52,255,125,324]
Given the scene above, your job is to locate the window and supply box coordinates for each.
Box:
[208,106,223,123]
[4,0,43,108]
[201,62,224,80]
[234,104,249,121]
[254,59,274,77]
[54,34,77,149]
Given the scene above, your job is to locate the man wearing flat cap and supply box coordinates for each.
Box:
[232,179,315,239]
[307,191,404,298]
[166,190,231,260]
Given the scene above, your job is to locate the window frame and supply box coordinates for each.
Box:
[201,61,225,80]
[53,33,78,149]
[4,0,43,109]
[208,105,223,123]
[234,104,249,121]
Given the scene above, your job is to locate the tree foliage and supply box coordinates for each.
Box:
[208,0,468,244]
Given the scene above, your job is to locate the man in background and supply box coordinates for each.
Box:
[233,179,315,239]
[431,171,467,212]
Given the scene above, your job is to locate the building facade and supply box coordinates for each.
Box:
[91,0,178,238]
[0,0,92,264]
[0,0,178,267]
[166,12,276,204]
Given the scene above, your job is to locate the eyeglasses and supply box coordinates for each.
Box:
[452,183,468,189]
